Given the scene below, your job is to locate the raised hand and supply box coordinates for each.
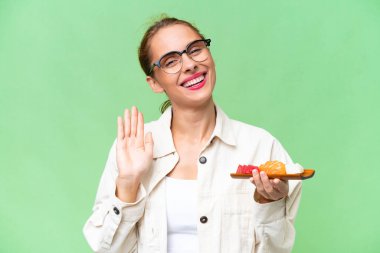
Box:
[115,106,154,202]
[250,170,289,203]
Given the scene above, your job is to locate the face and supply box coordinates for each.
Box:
[146,24,216,109]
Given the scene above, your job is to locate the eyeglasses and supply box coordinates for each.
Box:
[149,39,211,75]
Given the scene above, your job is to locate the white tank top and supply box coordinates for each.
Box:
[165,176,198,253]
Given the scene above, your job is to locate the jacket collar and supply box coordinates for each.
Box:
[212,105,236,146]
[152,105,236,159]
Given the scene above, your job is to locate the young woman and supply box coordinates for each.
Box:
[83,17,303,253]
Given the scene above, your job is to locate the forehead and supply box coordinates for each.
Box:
[149,24,202,60]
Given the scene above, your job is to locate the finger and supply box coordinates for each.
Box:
[145,132,154,157]
[251,170,266,195]
[124,109,131,137]
[249,169,259,184]
[260,171,275,196]
[136,112,144,148]
[252,171,272,198]
[250,169,260,185]
[117,116,124,140]
[272,179,289,195]
[130,106,138,137]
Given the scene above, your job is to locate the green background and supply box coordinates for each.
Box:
[1,0,379,252]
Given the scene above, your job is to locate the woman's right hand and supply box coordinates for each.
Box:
[115,106,154,202]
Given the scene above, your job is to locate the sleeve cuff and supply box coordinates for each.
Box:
[110,184,147,222]
[253,197,286,224]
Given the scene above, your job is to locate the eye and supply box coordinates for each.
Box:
[188,40,206,56]
[162,57,180,68]
[189,47,202,55]
[160,52,181,68]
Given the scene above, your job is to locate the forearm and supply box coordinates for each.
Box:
[253,181,302,253]
[254,213,296,253]
[116,176,141,203]
[83,142,146,252]
[83,184,146,253]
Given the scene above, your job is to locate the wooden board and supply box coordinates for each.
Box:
[230,169,315,180]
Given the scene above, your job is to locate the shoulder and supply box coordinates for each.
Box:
[216,105,277,145]
[226,117,295,165]
[229,118,276,143]
[143,108,172,133]
[144,119,160,132]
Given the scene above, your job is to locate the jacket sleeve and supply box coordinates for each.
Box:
[252,138,303,253]
[83,141,147,253]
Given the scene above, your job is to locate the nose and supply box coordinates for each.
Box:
[181,53,198,73]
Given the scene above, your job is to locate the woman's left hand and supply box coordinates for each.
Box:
[249,170,289,203]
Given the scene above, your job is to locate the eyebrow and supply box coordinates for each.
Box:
[157,38,203,56]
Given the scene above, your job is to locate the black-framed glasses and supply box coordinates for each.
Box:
[149,39,211,75]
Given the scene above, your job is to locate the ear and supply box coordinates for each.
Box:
[146,76,165,93]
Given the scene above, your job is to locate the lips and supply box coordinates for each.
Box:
[182,75,205,88]
[180,72,207,89]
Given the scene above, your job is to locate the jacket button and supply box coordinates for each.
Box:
[199,156,207,164]
[113,207,120,215]
[200,216,208,223]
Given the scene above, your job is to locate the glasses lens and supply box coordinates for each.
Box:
[187,40,209,62]
[160,52,182,74]
[157,40,210,74]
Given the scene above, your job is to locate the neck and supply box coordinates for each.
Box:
[171,100,216,144]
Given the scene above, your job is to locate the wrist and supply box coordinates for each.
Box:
[254,190,275,204]
[116,176,141,203]
[117,174,141,185]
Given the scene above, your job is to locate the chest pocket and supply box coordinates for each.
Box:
[220,182,255,253]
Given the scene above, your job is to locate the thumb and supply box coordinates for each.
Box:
[145,132,154,156]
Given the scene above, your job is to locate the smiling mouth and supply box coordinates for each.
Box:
[181,74,206,88]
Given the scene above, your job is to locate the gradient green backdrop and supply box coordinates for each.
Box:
[1,0,379,252]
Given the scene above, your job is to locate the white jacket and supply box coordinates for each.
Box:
[83,106,302,253]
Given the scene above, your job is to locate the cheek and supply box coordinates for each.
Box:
[207,53,216,67]
[207,60,216,81]
[156,73,180,91]
[207,59,216,75]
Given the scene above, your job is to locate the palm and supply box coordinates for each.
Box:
[116,107,153,179]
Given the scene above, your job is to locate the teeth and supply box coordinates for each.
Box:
[183,75,205,88]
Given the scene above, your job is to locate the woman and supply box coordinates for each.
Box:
[83,17,302,253]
